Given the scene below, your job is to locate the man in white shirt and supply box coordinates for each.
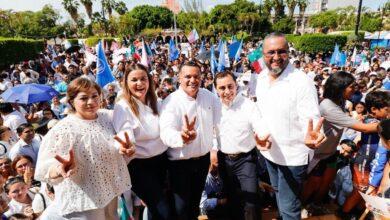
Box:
[214,71,271,220]
[160,61,221,220]
[9,123,40,165]
[255,33,322,220]
[0,103,27,143]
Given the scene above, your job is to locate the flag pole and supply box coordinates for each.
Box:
[173,0,178,46]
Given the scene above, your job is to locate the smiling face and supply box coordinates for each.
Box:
[7,182,29,202]
[72,88,100,120]
[126,69,149,104]
[215,74,237,106]
[263,36,290,76]
[179,65,201,98]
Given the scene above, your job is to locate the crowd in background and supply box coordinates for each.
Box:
[0,34,388,220]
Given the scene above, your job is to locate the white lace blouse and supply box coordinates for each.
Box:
[34,110,131,216]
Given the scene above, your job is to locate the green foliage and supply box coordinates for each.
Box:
[309,6,384,33]
[0,5,65,39]
[286,34,347,53]
[127,5,173,30]
[85,37,118,47]
[0,38,44,69]
[309,10,339,31]
[140,28,163,39]
[272,18,295,34]
[67,39,79,45]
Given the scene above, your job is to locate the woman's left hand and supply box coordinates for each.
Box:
[114,132,136,157]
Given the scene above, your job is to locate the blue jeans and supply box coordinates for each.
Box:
[265,159,307,220]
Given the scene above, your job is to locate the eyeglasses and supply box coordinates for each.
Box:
[4,176,25,193]
[264,49,288,57]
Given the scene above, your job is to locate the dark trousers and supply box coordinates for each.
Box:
[128,152,171,220]
[265,159,307,220]
[218,149,261,220]
[168,153,210,220]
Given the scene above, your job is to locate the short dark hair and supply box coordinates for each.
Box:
[0,102,14,114]
[378,119,390,141]
[179,60,201,74]
[214,71,237,87]
[323,71,355,107]
[365,91,390,113]
[16,123,34,135]
[340,139,358,152]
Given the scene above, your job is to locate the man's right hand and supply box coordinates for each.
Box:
[181,114,197,144]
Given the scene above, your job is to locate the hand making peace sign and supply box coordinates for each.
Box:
[181,114,197,144]
[304,118,325,149]
[114,131,136,157]
[54,147,76,178]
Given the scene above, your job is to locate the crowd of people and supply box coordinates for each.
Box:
[0,32,388,220]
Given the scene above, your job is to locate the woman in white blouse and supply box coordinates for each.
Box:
[113,64,170,220]
[35,77,132,220]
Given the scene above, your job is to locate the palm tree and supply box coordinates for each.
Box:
[102,0,115,18]
[62,0,79,24]
[262,0,273,16]
[286,0,297,19]
[273,0,285,21]
[297,0,308,25]
[80,0,93,20]
[114,1,128,15]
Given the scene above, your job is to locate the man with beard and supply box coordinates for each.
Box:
[255,33,323,220]
[160,61,221,220]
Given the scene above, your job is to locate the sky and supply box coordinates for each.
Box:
[0,0,387,22]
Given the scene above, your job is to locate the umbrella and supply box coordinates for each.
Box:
[0,84,60,104]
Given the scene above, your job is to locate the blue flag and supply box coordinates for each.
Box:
[199,41,206,55]
[169,39,179,61]
[217,42,226,72]
[96,41,115,88]
[234,41,243,62]
[210,46,217,76]
[217,39,223,52]
[330,44,340,65]
[228,41,241,59]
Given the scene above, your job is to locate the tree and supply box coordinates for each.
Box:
[309,10,339,31]
[80,0,93,19]
[62,0,79,24]
[273,0,286,22]
[114,1,128,15]
[127,5,173,31]
[297,0,308,28]
[102,0,115,18]
[262,0,273,16]
[286,0,297,19]
[272,17,295,33]
[182,0,204,13]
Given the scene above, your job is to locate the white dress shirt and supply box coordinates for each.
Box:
[255,63,321,166]
[215,95,268,154]
[113,98,167,159]
[160,87,221,160]
[9,136,41,165]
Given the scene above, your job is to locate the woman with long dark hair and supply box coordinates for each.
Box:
[302,71,378,206]
[113,64,170,220]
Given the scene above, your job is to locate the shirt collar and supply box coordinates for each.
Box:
[178,87,198,101]
[222,94,242,109]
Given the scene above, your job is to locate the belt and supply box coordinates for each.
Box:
[221,149,255,160]
[222,152,246,160]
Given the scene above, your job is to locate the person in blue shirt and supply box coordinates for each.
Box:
[366,91,390,195]
[199,156,228,220]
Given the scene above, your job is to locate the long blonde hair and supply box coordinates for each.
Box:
[122,64,158,118]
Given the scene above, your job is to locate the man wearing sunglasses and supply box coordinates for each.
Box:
[255,33,322,220]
